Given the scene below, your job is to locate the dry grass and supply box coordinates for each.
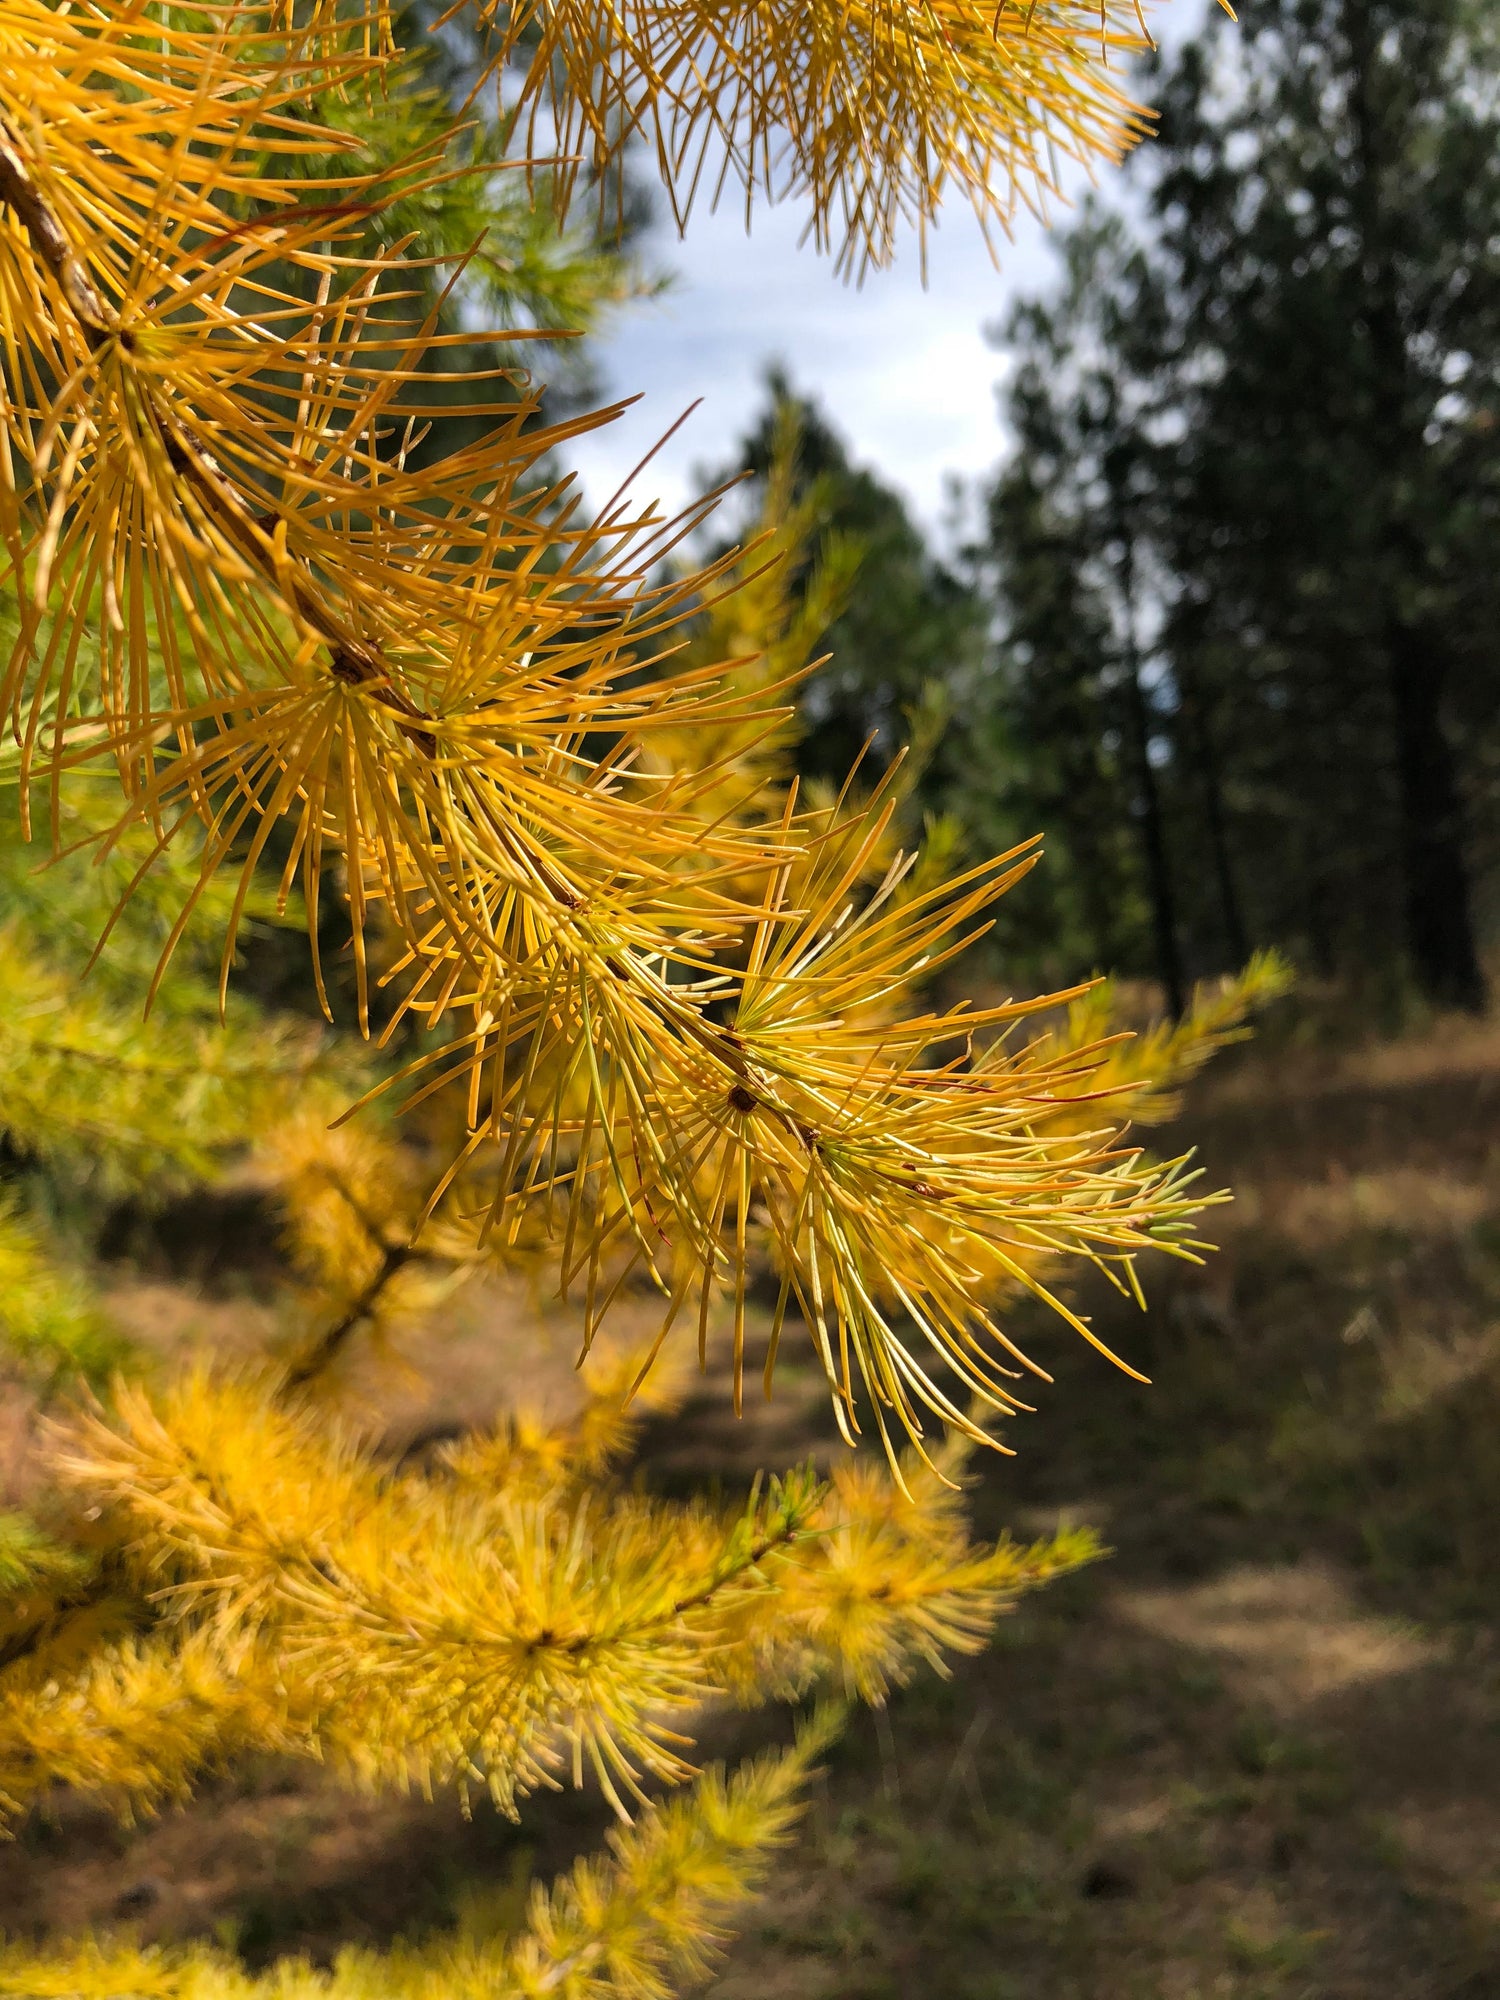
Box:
[7,1006,1500,1996]
[699,1009,1500,2000]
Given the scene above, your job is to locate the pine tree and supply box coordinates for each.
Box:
[700,373,987,788]
[973,0,1500,1010]
[1148,0,1500,1012]
[0,4,1267,1993]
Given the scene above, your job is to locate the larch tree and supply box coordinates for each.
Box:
[0,4,1267,1997]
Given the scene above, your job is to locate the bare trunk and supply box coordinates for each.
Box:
[1178,649,1250,969]
[1119,618,1186,1015]
[1388,627,1487,1010]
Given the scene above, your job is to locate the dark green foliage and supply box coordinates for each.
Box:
[953,446,1154,993]
[708,370,986,785]
[960,224,1195,1001]
[969,0,1500,1007]
[727,2,1500,1004]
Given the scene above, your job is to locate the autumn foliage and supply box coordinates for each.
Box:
[0,4,1268,1994]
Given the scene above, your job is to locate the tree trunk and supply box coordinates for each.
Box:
[1112,524,1186,1016]
[1177,645,1250,969]
[1387,627,1487,1011]
[1121,659,1186,1018]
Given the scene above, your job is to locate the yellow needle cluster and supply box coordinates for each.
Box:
[23,1368,1094,1824]
[0,1716,836,2000]
[0,0,1228,1464]
[470,0,1173,277]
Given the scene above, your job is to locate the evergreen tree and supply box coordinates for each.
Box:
[961,445,1150,992]
[976,0,1500,1007]
[1150,0,1500,1010]
[967,219,1194,1004]
[706,372,985,785]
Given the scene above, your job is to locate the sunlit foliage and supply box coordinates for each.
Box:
[470,0,1195,276]
[0,0,1233,1460]
[0,1,1263,1992]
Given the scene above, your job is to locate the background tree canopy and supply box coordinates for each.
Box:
[716,0,1500,1017]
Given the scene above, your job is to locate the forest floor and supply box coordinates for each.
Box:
[7,1005,1500,1998]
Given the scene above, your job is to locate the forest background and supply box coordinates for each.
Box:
[670,0,1500,1026]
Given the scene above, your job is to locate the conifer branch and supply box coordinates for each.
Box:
[0,0,1225,1457]
[45,1377,828,1818]
[498,1713,838,1997]
[0,117,112,349]
[0,100,438,751]
[0,1720,832,1993]
[17,1375,1089,1832]
[447,0,1171,277]
[280,1239,420,1389]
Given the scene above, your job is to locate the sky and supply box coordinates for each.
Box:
[558,1,1218,545]
[561,192,1070,546]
